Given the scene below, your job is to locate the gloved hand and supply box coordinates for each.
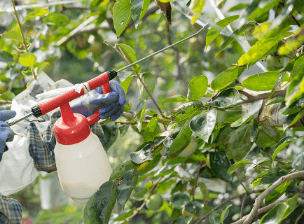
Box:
[0,107,16,162]
[71,80,126,121]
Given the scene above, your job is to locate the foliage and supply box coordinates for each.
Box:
[1,0,304,223]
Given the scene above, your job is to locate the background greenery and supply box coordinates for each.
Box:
[1,0,304,223]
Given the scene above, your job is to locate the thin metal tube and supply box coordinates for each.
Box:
[7,112,34,127]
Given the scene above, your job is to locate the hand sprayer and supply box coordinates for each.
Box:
[7,28,204,203]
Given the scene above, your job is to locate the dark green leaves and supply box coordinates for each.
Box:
[227,160,252,174]
[286,71,304,107]
[259,168,288,186]
[260,194,299,224]
[190,109,216,142]
[83,195,99,224]
[101,122,118,151]
[113,0,132,37]
[226,124,253,161]
[131,0,150,28]
[116,169,138,208]
[210,151,233,182]
[110,159,137,180]
[172,215,193,224]
[206,15,239,47]
[241,72,281,91]
[0,51,14,63]
[170,193,190,209]
[162,95,188,105]
[272,136,298,161]
[94,180,117,224]
[187,75,208,100]
[130,142,153,164]
[209,88,242,108]
[245,0,282,20]
[292,152,304,171]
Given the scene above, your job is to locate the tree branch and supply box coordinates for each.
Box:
[243,171,304,224]
[232,199,304,224]
[195,190,264,224]
[234,90,286,106]
[10,0,37,80]
[191,162,206,199]
[0,100,13,104]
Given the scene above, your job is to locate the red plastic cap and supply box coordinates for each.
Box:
[53,114,91,145]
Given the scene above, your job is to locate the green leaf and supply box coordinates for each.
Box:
[44,12,69,24]
[116,44,139,70]
[24,8,49,22]
[1,92,15,101]
[172,215,193,224]
[113,0,132,37]
[241,72,281,91]
[292,152,304,171]
[284,107,304,130]
[238,26,290,66]
[170,193,190,209]
[250,119,259,142]
[261,194,299,224]
[216,22,255,57]
[189,0,206,24]
[198,182,210,202]
[209,209,222,224]
[110,159,137,180]
[83,195,99,224]
[221,204,232,224]
[245,0,282,20]
[34,62,49,75]
[157,178,175,194]
[1,30,22,41]
[286,72,304,107]
[131,0,150,29]
[206,15,239,47]
[272,136,298,161]
[190,108,217,142]
[113,208,136,221]
[228,3,248,12]
[227,160,252,175]
[162,95,188,105]
[101,122,118,151]
[116,169,138,208]
[211,66,241,91]
[0,51,14,63]
[187,75,208,100]
[259,168,288,186]
[19,53,37,67]
[120,76,133,94]
[226,124,253,161]
[93,180,117,224]
[209,88,242,108]
[256,123,281,148]
[265,180,292,205]
[210,151,233,182]
[130,142,153,164]
[168,119,193,157]
[142,117,159,142]
[137,72,156,101]
[289,205,304,224]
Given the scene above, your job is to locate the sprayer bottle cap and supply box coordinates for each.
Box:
[53,104,91,145]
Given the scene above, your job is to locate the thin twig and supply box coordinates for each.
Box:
[243,171,304,224]
[152,132,172,153]
[234,90,286,106]
[240,194,247,219]
[118,177,163,223]
[257,99,265,124]
[191,162,206,199]
[238,90,255,102]
[194,190,264,224]
[104,41,167,121]
[10,0,37,80]
[0,100,13,104]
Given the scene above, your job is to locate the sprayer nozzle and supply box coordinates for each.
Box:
[108,70,117,80]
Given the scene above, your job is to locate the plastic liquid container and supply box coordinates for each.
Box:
[54,132,112,204]
[53,103,112,204]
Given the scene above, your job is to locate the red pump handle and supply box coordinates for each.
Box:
[36,71,117,125]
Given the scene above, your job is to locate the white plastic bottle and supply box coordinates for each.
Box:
[53,104,112,204]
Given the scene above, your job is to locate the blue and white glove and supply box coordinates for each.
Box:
[71,80,126,121]
[0,107,16,162]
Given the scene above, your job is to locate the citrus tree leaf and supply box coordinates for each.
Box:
[19,52,37,67]
[292,152,304,171]
[137,72,156,101]
[227,160,252,174]
[172,215,193,224]
[209,88,242,108]
[170,193,190,209]
[206,15,239,47]
[0,50,14,63]
[210,151,233,182]
[189,0,206,24]
[131,0,150,29]
[1,30,22,41]
[110,159,138,180]
[272,136,298,161]
[113,0,132,37]
[286,72,304,107]
[187,75,208,100]
[162,95,188,105]
[83,195,99,224]
[241,72,281,91]
[44,12,69,23]
[93,180,117,224]
[24,8,49,22]
[211,66,244,91]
